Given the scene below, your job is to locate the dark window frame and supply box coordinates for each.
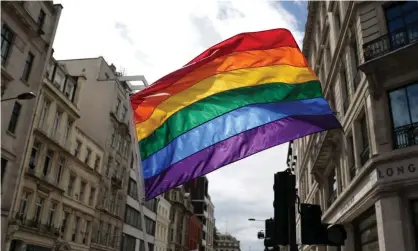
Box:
[1,24,14,66]
[387,82,418,149]
[1,157,8,185]
[353,207,378,251]
[121,233,136,251]
[7,102,22,133]
[410,199,418,251]
[37,9,46,30]
[22,52,35,82]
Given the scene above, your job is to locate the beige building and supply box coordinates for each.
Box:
[155,197,171,251]
[165,186,194,251]
[59,57,135,251]
[205,196,215,251]
[5,56,101,251]
[1,1,62,248]
[292,1,418,251]
[214,232,240,251]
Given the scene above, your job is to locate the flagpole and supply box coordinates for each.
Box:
[126,89,149,251]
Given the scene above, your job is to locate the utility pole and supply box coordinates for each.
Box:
[286,171,298,251]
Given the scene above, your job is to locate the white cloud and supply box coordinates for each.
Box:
[53,0,304,250]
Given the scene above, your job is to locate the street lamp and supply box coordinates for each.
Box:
[248,218,264,222]
[1,92,36,102]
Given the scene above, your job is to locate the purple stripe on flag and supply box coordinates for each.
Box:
[144,114,341,200]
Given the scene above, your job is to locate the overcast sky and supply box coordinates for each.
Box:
[53,1,308,250]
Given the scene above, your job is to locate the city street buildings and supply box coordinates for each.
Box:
[185,177,216,251]
[214,232,241,251]
[155,196,171,251]
[165,186,194,251]
[292,1,418,251]
[6,56,102,251]
[188,215,202,251]
[59,58,134,251]
[1,1,62,248]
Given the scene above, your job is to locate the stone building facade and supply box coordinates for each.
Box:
[292,1,418,251]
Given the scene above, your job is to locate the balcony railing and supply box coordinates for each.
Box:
[11,212,60,236]
[393,122,418,149]
[363,22,418,61]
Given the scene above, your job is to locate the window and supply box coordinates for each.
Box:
[34,197,44,223]
[353,207,378,251]
[56,156,65,184]
[410,200,418,251]
[73,216,80,241]
[84,221,91,244]
[80,181,86,202]
[347,134,356,180]
[128,178,138,200]
[359,115,370,165]
[349,29,360,91]
[67,174,76,196]
[125,206,142,229]
[327,169,337,207]
[52,110,62,138]
[114,161,120,178]
[389,83,418,148]
[85,148,91,164]
[74,140,81,157]
[100,221,106,244]
[18,191,31,218]
[29,140,42,169]
[37,9,46,30]
[122,234,136,251]
[110,127,116,147]
[145,198,157,212]
[385,2,418,50]
[53,69,65,91]
[46,61,55,80]
[121,106,127,120]
[22,52,34,81]
[145,216,156,235]
[115,98,121,113]
[7,102,22,133]
[43,149,54,176]
[106,156,113,176]
[334,4,341,35]
[64,119,73,141]
[113,227,120,248]
[340,66,350,114]
[94,156,101,171]
[38,99,51,129]
[47,202,57,226]
[1,24,14,65]
[89,187,96,206]
[61,212,69,234]
[103,223,109,245]
[140,240,146,251]
[64,78,76,100]
[1,157,8,185]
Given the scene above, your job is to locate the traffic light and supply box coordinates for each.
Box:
[273,172,290,245]
[300,203,347,246]
[264,218,275,248]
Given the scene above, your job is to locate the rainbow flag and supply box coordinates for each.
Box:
[131,28,341,200]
